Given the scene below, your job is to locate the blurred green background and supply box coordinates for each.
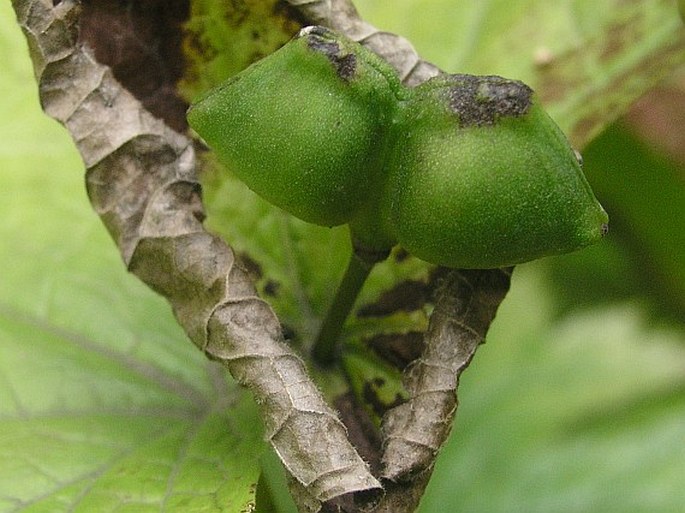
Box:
[1,1,684,512]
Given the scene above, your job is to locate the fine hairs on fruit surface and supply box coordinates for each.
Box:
[187,25,608,270]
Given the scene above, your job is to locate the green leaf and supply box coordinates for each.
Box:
[180,0,300,101]
[0,4,265,511]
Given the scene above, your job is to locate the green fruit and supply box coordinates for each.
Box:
[187,25,400,227]
[384,74,608,268]
[188,27,608,269]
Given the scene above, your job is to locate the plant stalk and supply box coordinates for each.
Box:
[312,250,378,366]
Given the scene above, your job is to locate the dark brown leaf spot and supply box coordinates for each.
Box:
[236,252,263,280]
[393,247,410,263]
[363,378,406,418]
[79,0,190,132]
[357,280,430,317]
[280,323,297,342]
[263,279,280,297]
[221,0,249,27]
[357,267,448,318]
[367,331,425,370]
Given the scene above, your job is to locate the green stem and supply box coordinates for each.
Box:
[312,250,377,366]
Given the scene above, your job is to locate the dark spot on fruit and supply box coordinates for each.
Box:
[302,26,357,82]
[445,74,533,127]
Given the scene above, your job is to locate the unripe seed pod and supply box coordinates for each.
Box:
[189,27,608,269]
[385,74,608,268]
[187,26,400,227]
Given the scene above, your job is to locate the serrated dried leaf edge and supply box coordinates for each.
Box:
[12,0,381,509]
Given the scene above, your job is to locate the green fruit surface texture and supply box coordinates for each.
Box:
[385,74,608,268]
[187,26,400,227]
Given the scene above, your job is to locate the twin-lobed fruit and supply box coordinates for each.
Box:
[187,26,608,269]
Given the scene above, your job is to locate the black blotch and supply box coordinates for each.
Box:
[303,26,357,82]
[334,53,357,82]
[263,279,280,296]
[237,253,263,280]
[367,331,425,370]
[445,74,533,127]
[362,378,406,418]
[357,280,430,317]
